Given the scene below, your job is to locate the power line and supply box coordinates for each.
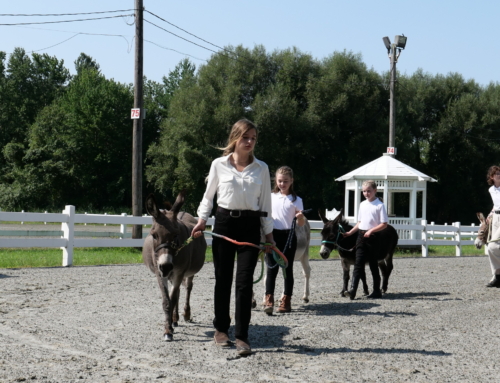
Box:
[0,14,134,26]
[0,10,134,17]
[145,10,231,54]
[144,40,206,62]
[30,34,80,53]
[144,18,220,55]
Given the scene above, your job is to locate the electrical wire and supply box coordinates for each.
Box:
[144,18,220,55]
[145,10,232,55]
[0,14,134,26]
[0,10,134,17]
[29,34,80,53]
[144,40,206,62]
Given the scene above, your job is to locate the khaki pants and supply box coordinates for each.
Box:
[487,213,500,275]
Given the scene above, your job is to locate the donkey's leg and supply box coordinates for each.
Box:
[341,259,350,297]
[300,252,311,303]
[156,273,174,341]
[170,277,182,328]
[381,256,394,293]
[182,275,194,322]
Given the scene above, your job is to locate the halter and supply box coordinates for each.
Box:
[321,224,355,253]
[154,236,181,255]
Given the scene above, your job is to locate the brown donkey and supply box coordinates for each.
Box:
[142,192,207,341]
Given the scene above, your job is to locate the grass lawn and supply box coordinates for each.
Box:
[0,245,485,269]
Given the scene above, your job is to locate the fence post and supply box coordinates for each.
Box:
[120,213,127,239]
[61,205,75,266]
[421,219,428,257]
[21,210,24,225]
[454,222,461,257]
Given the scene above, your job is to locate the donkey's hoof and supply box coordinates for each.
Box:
[303,298,309,303]
[251,299,257,309]
[164,333,173,341]
[173,322,178,327]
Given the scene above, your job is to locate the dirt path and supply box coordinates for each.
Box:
[1,256,499,382]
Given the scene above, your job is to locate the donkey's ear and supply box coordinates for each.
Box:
[145,194,161,220]
[318,209,329,224]
[477,212,485,222]
[171,189,187,215]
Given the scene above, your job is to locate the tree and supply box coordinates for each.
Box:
[0,67,134,210]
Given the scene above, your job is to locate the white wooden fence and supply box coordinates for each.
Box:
[0,206,484,266]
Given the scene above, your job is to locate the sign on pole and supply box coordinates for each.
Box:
[387,147,397,155]
[131,108,141,119]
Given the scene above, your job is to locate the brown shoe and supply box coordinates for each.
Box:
[214,331,231,347]
[235,338,252,355]
[277,295,291,313]
[263,294,274,315]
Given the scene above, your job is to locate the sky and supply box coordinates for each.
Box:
[2,0,499,87]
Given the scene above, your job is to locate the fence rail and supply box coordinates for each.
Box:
[0,207,484,266]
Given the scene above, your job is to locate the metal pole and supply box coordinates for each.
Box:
[388,44,397,152]
[132,0,144,239]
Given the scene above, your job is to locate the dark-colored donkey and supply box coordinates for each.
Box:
[142,192,207,341]
[318,209,398,297]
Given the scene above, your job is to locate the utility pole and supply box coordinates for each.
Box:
[132,0,144,239]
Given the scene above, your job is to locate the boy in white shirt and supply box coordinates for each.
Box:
[342,180,388,300]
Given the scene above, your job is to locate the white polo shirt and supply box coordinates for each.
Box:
[358,198,388,230]
[271,193,304,230]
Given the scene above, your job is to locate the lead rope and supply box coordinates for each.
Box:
[178,231,289,284]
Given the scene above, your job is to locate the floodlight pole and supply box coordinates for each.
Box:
[388,43,397,155]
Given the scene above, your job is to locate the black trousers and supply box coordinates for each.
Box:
[212,211,260,341]
[265,228,297,296]
[353,230,381,288]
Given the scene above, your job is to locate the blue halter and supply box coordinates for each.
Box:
[321,224,355,252]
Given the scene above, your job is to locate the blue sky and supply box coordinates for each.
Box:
[2,0,499,86]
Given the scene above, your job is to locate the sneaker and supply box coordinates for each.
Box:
[235,338,252,356]
[214,331,231,347]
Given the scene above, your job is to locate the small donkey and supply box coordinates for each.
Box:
[142,192,207,341]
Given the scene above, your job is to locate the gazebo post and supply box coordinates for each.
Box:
[354,179,361,222]
[410,180,418,239]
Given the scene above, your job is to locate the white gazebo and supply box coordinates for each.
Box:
[335,154,437,240]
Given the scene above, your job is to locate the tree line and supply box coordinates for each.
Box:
[1,46,499,224]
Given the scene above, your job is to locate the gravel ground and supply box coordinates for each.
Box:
[0,256,499,383]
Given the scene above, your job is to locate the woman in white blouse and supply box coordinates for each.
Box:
[192,119,275,356]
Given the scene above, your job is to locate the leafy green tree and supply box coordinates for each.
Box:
[0,67,134,210]
[74,52,100,76]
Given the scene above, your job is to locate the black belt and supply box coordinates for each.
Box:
[217,207,268,218]
[495,211,500,214]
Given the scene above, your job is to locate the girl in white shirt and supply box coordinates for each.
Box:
[485,165,500,288]
[342,180,388,300]
[191,119,275,356]
[264,166,305,314]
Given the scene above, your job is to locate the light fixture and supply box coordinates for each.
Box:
[382,36,391,52]
[394,34,407,49]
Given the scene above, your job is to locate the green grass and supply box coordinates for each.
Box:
[0,245,485,269]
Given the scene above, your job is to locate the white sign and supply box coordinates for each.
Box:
[131,108,141,119]
[387,147,397,155]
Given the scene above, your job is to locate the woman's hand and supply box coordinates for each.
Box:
[191,219,206,238]
[296,211,305,227]
[264,233,276,253]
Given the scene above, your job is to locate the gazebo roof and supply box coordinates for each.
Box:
[336,154,437,182]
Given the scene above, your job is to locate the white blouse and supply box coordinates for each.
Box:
[197,154,274,235]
